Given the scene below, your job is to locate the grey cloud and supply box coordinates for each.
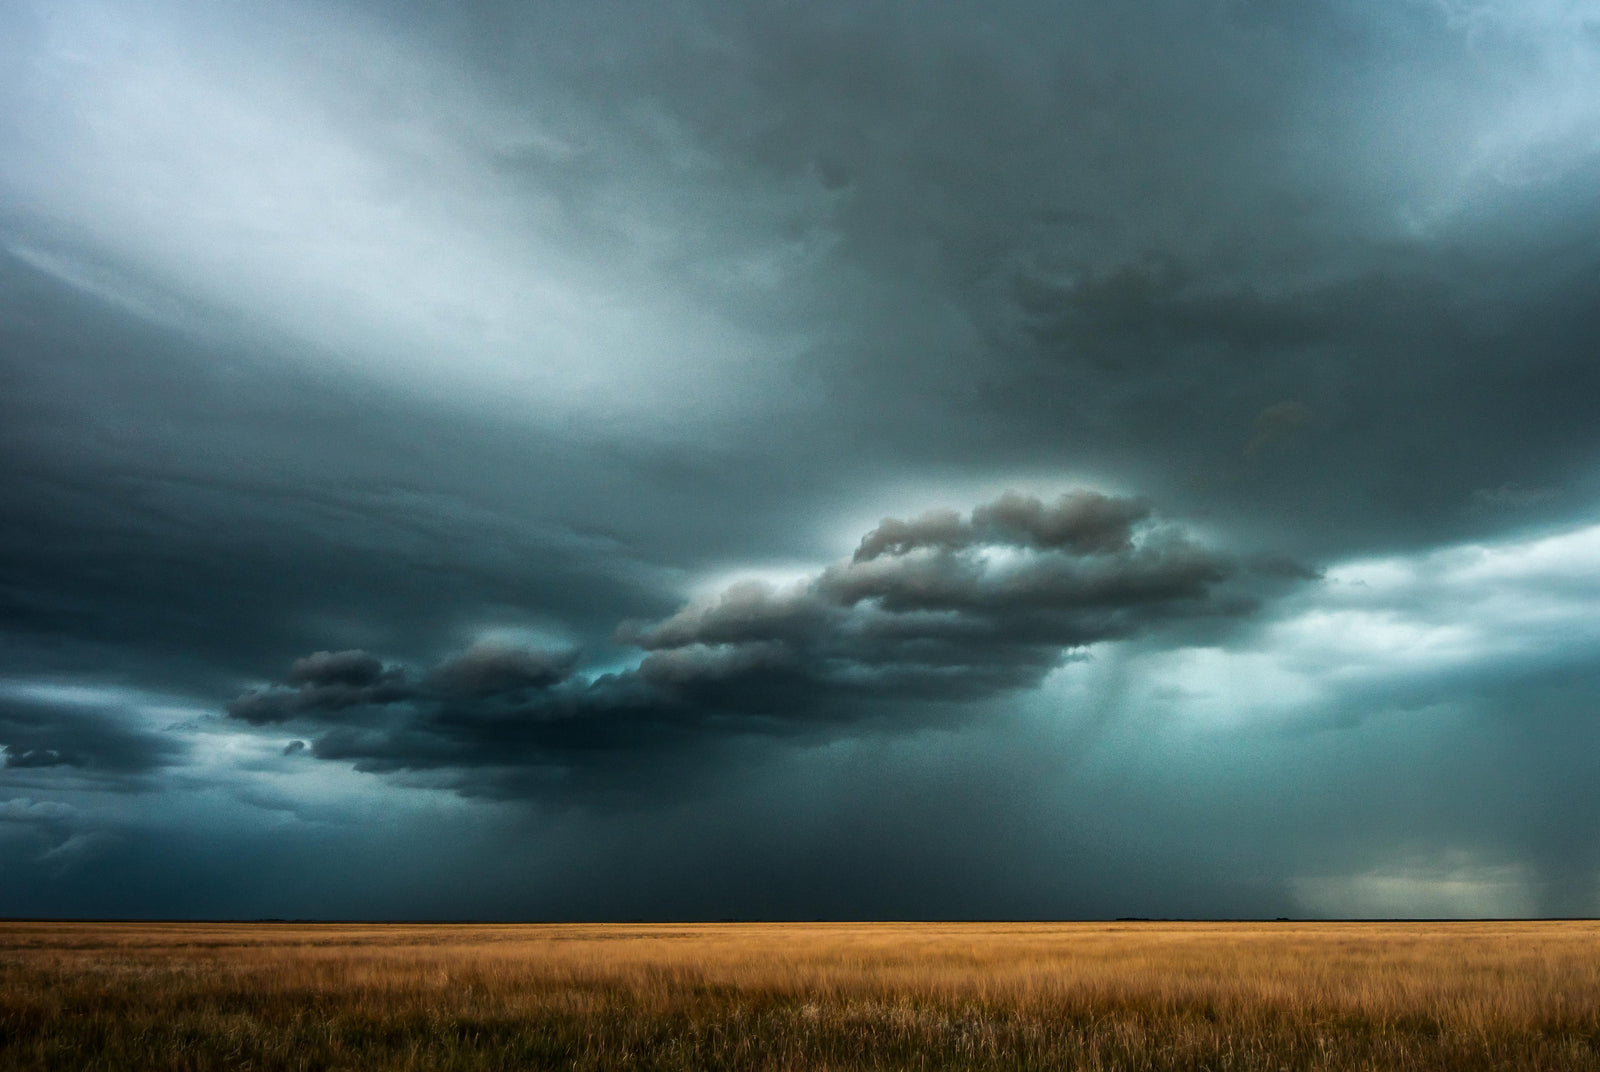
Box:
[1245,402,1320,461]
[637,490,1230,659]
[0,249,697,705]
[853,490,1148,560]
[423,642,577,700]
[0,699,184,782]
[231,491,1283,797]
[851,509,968,563]
[286,650,390,689]
[619,581,832,651]
[986,242,1600,558]
[824,528,1226,616]
[223,693,303,727]
[587,0,1600,559]
[1471,483,1560,511]
[4,0,1600,919]
[0,798,76,823]
[227,652,413,725]
[229,643,579,727]
[1013,257,1325,359]
[1245,553,1324,582]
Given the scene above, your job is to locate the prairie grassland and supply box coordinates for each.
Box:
[3,920,1600,1070]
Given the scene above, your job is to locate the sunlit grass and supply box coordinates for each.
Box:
[3,920,1599,1069]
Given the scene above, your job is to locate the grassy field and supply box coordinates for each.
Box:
[3,921,1600,1070]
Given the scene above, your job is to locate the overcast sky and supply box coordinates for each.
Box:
[4,0,1600,920]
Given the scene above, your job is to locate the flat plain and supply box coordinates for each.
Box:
[3,920,1600,1070]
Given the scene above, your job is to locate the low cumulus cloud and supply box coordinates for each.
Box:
[227,490,1295,796]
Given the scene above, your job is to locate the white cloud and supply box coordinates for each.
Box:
[0,0,810,432]
[1392,0,1600,230]
[1293,852,1538,919]
[1080,520,1600,730]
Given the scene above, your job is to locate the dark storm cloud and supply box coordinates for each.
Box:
[229,642,576,725]
[424,644,577,700]
[227,491,1283,796]
[484,0,1600,558]
[226,655,412,725]
[337,0,1600,575]
[852,490,1149,560]
[985,237,1600,556]
[286,651,391,690]
[4,0,1600,919]
[0,697,183,783]
[0,248,700,703]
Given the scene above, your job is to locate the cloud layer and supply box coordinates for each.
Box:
[227,491,1264,795]
[4,0,1600,919]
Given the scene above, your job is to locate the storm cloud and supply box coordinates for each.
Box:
[1,695,184,784]
[5,0,1600,919]
[226,492,1266,795]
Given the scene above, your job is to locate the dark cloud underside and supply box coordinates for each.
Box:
[227,491,1289,799]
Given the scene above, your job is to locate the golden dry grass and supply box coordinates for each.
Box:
[3,920,1600,1069]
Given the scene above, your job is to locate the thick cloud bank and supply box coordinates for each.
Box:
[1,696,182,786]
[229,491,1268,795]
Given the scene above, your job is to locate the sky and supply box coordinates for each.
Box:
[3,0,1600,921]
